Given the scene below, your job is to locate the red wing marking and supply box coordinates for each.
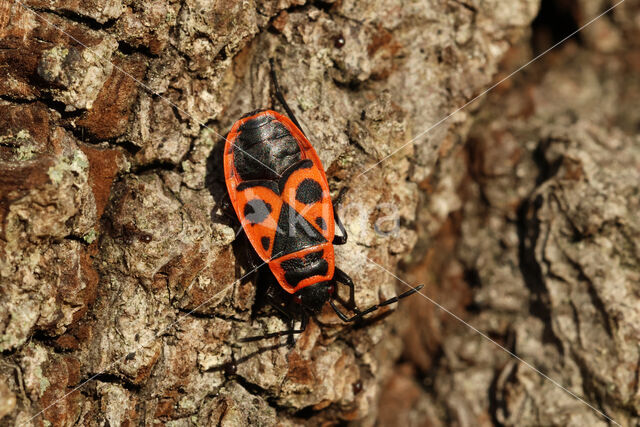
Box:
[279,161,335,243]
[232,182,282,260]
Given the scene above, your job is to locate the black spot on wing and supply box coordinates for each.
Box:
[279,159,313,194]
[244,199,272,224]
[284,259,329,287]
[315,217,327,231]
[261,236,270,251]
[296,179,323,204]
[281,249,324,271]
[281,250,328,287]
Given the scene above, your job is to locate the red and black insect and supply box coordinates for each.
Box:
[224,59,422,342]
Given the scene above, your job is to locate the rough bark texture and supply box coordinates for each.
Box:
[2,0,638,426]
[385,1,640,425]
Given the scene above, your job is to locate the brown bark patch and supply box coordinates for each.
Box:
[77,54,148,140]
[286,351,315,385]
[79,144,123,218]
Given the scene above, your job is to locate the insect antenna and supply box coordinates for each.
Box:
[269,58,305,135]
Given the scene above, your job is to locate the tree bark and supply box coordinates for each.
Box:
[9,0,639,425]
[390,2,640,425]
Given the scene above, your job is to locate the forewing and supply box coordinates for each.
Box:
[233,181,283,261]
[279,160,335,243]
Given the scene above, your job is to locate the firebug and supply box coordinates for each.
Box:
[223,59,423,342]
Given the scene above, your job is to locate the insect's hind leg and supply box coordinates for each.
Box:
[243,271,309,345]
[269,58,305,135]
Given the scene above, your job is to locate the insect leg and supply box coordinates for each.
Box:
[239,315,308,343]
[288,314,309,346]
[329,284,424,323]
[333,214,348,245]
[265,293,293,319]
[269,58,305,135]
[334,267,356,308]
[332,187,349,245]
